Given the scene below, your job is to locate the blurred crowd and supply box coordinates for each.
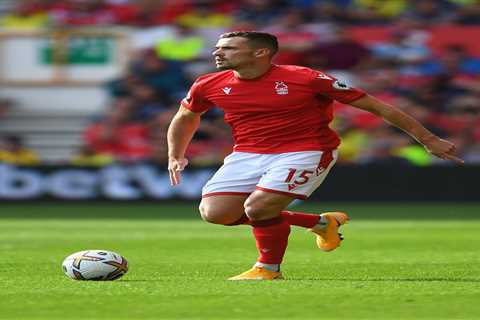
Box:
[0,0,479,166]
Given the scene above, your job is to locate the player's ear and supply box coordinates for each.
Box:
[254,48,270,58]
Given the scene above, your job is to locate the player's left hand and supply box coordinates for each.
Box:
[422,136,464,164]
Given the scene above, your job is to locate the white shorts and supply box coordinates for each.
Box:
[202,150,338,200]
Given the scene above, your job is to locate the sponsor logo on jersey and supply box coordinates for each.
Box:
[332,80,350,90]
[222,87,232,94]
[275,81,288,95]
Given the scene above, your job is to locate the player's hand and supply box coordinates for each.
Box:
[422,136,464,164]
[168,157,189,186]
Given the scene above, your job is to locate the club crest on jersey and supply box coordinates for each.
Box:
[275,81,288,95]
[222,87,232,94]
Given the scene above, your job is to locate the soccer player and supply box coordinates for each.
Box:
[167,31,463,280]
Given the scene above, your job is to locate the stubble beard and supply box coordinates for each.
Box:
[217,66,233,71]
[215,59,237,70]
[216,63,234,70]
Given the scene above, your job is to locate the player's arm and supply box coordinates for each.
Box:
[349,94,464,164]
[167,106,202,186]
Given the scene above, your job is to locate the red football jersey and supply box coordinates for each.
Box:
[181,64,366,153]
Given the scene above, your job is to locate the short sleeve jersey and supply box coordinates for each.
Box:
[181,64,366,153]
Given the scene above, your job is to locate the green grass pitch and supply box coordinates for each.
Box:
[0,202,479,320]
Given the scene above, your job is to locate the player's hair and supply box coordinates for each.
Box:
[219,31,278,57]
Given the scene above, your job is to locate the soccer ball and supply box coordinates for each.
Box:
[62,250,128,281]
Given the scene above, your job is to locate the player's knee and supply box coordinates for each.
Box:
[198,202,215,223]
[198,202,226,225]
[244,199,270,221]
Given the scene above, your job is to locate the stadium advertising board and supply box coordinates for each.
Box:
[0,164,477,201]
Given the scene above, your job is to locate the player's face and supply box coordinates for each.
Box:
[212,37,257,70]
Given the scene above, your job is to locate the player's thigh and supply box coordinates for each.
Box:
[199,194,249,224]
[258,150,337,199]
[202,152,262,197]
[244,189,295,221]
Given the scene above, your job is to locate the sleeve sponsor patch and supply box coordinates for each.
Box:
[332,80,350,90]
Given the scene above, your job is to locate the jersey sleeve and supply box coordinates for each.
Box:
[310,70,366,104]
[180,78,214,113]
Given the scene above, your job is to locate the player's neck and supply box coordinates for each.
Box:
[233,63,273,80]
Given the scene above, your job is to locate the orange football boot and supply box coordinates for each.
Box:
[310,212,349,252]
[228,266,283,281]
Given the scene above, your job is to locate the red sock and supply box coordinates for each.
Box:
[281,210,320,228]
[225,212,320,228]
[251,216,291,264]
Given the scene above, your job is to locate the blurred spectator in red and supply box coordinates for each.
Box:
[0,0,50,30]
[428,94,480,137]
[127,0,192,27]
[83,101,152,162]
[49,0,135,26]
[264,8,316,65]
[0,135,40,165]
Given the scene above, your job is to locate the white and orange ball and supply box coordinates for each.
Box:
[62,250,128,281]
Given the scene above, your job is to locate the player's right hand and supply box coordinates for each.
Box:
[168,158,189,186]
